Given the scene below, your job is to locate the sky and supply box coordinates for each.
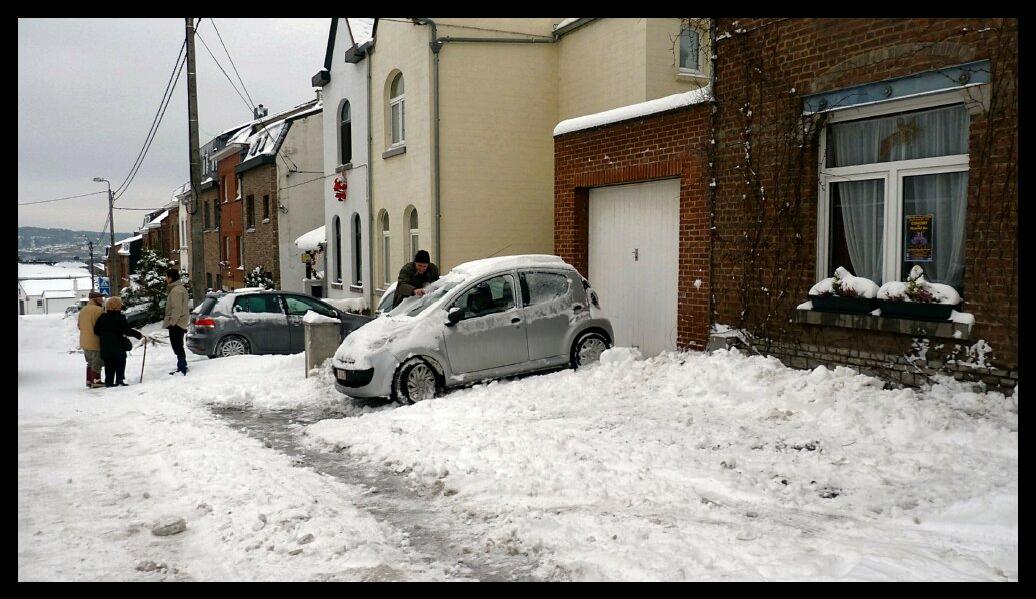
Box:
[18,18,330,234]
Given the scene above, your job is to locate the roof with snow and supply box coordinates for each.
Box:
[20,276,91,297]
[114,234,142,246]
[19,263,91,280]
[553,85,713,137]
[53,261,87,270]
[347,18,375,47]
[42,289,76,299]
[295,225,326,251]
[145,210,170,229]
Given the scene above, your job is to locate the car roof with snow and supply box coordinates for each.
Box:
[449,254,571,279]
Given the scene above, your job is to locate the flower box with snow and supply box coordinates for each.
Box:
[807,267,878,315]
[876,266,961,322]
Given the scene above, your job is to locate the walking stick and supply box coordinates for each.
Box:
[139,337,148,383]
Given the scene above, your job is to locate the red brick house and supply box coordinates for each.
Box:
[212,138,245,290]
[554,18,1017,389]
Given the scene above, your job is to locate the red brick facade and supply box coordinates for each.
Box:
[216,153,244,289]
[239,163,281,287]
[554,18,1017,386]
[554,106,712,349]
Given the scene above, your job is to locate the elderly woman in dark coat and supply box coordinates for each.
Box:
[93,296,144,387]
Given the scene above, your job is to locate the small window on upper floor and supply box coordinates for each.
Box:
[679,24,701,73]
[389,73,405,147]
[340,100,353,165]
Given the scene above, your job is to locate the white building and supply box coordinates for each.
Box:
[18,263,92,315]
[312,18,373,308]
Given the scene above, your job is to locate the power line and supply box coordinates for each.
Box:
[17,191,107,206]
[210,18,256,108]
[113,40,187,198]
[114,206,165,211]
[195,31,252,113]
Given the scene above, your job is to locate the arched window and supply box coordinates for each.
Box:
[389,73,405,146]
[379,211,391,286]
[679,23,701,73]
[339,100,352,165]
[352,213,362,286]
[333,216,342,283]
[406,207,419,259]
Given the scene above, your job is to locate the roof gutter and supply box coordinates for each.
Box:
[412,18,559,268]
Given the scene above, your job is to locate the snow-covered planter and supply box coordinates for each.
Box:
[807,266,878,315]
[876,265,962,322]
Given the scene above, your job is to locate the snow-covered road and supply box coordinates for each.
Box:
[18,314,1017,581]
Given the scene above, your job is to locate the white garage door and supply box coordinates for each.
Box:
[588,178,680,357]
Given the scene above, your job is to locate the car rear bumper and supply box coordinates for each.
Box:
[185,332,216,356]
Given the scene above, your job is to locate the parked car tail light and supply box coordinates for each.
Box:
[194,317,217,330]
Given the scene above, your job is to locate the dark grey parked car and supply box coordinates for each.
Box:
[186,289,371,358]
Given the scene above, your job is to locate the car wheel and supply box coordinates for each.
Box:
[393,358,441,405]
[571,332,610,369]
[215,335,251,357]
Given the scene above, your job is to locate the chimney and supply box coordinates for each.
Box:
[254,104,268,119]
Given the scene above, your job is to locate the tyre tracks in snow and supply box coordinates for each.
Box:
[211,404,546,582]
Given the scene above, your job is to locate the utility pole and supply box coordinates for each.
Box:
[87,240,95,292]
[186,17,205,303]
[94,177,117,292]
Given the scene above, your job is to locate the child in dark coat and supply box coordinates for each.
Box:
[93,296,144,387]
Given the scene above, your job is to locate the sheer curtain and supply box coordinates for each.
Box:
[903,172,967,290]
[835,180,885,283]
[828,104,969,167]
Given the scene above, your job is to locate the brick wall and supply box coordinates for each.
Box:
[707,18,1018,384]
[216,153,243,289]
[554,104,712,349]
[239,163,281,287]
[200,187,221,290]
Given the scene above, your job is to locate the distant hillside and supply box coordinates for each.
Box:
[18,227,135,263]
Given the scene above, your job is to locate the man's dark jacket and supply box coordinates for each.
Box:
[392,262,440,308]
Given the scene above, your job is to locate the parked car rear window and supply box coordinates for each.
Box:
[194,297,218,316]
[520,271,570,307]
[234,294,282,314]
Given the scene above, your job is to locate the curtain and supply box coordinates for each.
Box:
[829,104,969,167]
[902,172,967,290]
[835,179,885,283]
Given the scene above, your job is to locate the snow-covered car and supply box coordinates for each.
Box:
[186,289,371,358]
[331,255,613,403]
[374,282,397,317]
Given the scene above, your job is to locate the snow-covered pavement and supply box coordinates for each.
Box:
[19,314,1017,581]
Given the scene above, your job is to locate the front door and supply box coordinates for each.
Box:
[444,274,529,374]
[589,178,680,356]
[231,294,289,353]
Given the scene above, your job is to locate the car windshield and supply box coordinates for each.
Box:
[387,274,464,318]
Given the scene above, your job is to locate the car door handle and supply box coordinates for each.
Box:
[511,317,521,324]
[573,304,583,312]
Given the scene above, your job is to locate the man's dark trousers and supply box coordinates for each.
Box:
[168,325,188,374]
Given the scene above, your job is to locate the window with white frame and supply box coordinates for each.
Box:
[818,102,970,292]
[340,100,352,165]
[408,208,419,259]
[380,211,391,286]
[238,235,244,269]
[352,213,362,286]
[389,73,405,147]
[678,23,701,73]
[236,176,242,201]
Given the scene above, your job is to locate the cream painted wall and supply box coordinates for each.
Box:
[277,110,325,293]
[645,18,711,100]
[370,19,434,295]
[438,41,557,270]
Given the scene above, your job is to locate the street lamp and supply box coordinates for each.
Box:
[93,177,117,293]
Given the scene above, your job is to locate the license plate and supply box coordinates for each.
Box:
[335,369,349,381]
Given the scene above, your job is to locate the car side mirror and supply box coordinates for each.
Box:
[446,307,464,326]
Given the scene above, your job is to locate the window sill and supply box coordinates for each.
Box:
[349,284,364,293]
[331,282,344,290]
[335,163,353,173]
[246,227,256,233]
[791,309,971,340]
[262,218,270,224]
[677,70,708,82]
[382,145,406,159]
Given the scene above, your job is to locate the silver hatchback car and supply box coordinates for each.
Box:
[331,255,613,403]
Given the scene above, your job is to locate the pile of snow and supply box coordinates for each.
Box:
[324,297,368,313]
[809,267,879,298]
[554,86,713,136]
[302,310,340,325]
[306,348,1017,581]
[877,266,962,305]
[295,226,326,252]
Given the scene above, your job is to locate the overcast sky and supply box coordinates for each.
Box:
[18,18,329,234]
